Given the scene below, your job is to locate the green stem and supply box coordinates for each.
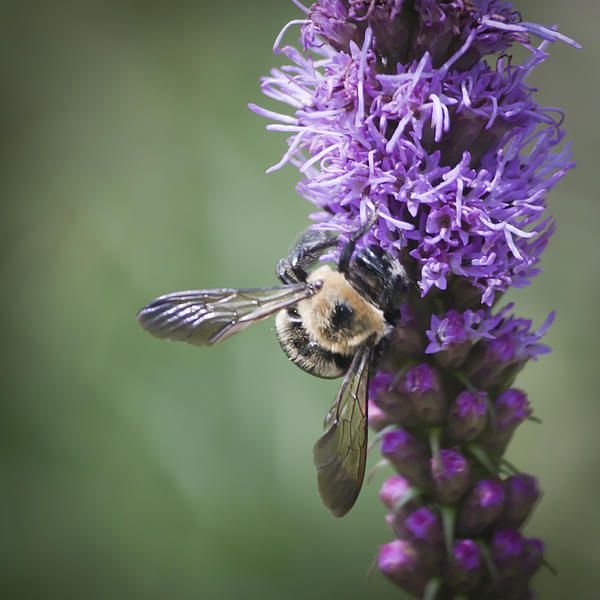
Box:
[366,458,390,484]
[477,540,499,580]
[441,505,456,558]
[423,578,442,600]
[466,443,498,475]
[392,487,421,513]
[500,457,521,475]
[543,558,558,576]
[429,427,442,467]
[454,370,477,392]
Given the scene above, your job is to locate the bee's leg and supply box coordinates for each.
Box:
[277,229,337,284]
[337,212,379,274]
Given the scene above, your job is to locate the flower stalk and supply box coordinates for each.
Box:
[253,1,577,597]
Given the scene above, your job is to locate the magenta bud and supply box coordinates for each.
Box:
[465,335,525,390]
[370,372,415,426]
[496,389,532,430]
[381,428,431,489]
[431,449,470,504]
[446,390,488,442]
[379,475,414,510]
[458,480,505,535]
[499,474,540,529]
[367,400,393,432]
[445,539,484,592]
[404,507,444,571]
[481,389,532,455]
[522,537,545,577]
[492,529,525,574]
[406,507,443,547]
[402,363,446,426]
[426,309,472,369]
[385,511,409,538]
[378,540,429,597]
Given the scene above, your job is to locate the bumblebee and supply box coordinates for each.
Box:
[137,217,410,517]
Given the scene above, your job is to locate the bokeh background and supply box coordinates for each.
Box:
[1,1,598,598]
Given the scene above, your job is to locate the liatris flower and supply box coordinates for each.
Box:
[252,1,578,597]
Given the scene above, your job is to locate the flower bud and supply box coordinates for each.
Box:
[499,474,540,529]
[465,334,525,390]
[405,507,444,571]
[381,428,431,489]
[305,2,361,53]
[457,479,505,535]
[370,372,415,426]
[431,449,470,504]
[496,389,532,430]
[379,475,418,511]
[378,540,429,597]
[413,1,467,67]
[406,507,443,547]
[402,363,446,426]
[426,309,472,369]
[382,478,420,539]
[367,400,393,432]
[367,1,413,64]
[522,537,544,578]
[382,310,426,364]
[481,389,531,455]
[446,390,488,442]
[444,539,484,592]
[492,529,525,575]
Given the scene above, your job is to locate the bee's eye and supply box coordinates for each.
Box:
[287,307,301,320]
[331,302,354,330]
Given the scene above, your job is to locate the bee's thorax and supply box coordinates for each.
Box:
[298,266,386,355]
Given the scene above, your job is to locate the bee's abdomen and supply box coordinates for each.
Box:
[275,310,351,379]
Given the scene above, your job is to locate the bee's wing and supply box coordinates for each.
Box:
[313,340,373,517]
[137,283,314,346]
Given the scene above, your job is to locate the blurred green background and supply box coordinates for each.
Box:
[1,1,598,598]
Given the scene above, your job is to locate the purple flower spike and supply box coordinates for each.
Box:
[446,389,488,442]
[402,363,446,425]
[458,479,505,535]
[431,448,470,504]
[381,428,431,489]
[257,0,576,596]
[445,539,484,592]
[499,474,541,529]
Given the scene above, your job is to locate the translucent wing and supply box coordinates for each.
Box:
[137,283,316,346]
[313,340,373,517]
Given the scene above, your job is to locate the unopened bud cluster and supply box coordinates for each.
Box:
[371,342,542,598]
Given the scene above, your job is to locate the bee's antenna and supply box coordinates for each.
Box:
[338,211,379,273]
